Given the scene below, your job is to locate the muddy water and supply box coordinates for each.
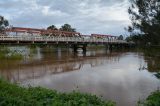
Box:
[0,47,159,106]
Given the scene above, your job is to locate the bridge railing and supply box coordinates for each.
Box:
[0,35,126,44]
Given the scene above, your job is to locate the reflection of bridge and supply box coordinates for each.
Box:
[0,51,123,82]
[0,27,132,52]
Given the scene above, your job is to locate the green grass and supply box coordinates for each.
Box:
[0,79,115,106]
[0,46,22,60]
[138,90,160,106]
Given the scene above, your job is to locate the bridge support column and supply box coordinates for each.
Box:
[73,45,78,53]
[108,44,113,51]
[105,44,110,54]
[105,44,109,50]
[82,44,87,53]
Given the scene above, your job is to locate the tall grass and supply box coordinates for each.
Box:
[138,90,160,106]
[0,46,22,60]
[0,79,115,106]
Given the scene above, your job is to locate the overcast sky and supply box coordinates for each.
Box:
[0,0,131,36]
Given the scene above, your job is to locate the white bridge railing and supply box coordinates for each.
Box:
[0,34,127,44]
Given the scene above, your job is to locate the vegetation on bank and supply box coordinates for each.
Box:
[141,46,160,57]
[1,78,160,106]
[0,46,22,60]
[0,79,115,106]
[138,90,160,106]
[126,0,160,45]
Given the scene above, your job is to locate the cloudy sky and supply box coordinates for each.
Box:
[0,0,131,36]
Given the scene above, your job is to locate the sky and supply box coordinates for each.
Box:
[0,0,131,36]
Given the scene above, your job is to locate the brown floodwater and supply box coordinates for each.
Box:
[0,47,160,106]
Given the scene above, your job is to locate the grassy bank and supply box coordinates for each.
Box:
[0,46,22,60]
[138,90,160,106]
[0,79,115,106]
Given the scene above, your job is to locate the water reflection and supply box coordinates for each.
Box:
[0,48,123,82]
[0,46,160,106]
[141,48,160,79]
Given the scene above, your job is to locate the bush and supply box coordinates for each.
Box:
[138,90,160,106]
[0,79,115,106]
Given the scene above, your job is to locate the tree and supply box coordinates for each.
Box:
[128,0,160,44]
[0,15,9,33]
[125,34,144,44]
[60,24,76,32]
[118,35,124,40]
[47,25,58,30]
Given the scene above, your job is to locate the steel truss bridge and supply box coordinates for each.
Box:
[0,27,133,52]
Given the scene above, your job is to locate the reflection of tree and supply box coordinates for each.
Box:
[154,72,160,79]
[147,57,160,72]
[142,48,160,79]
[143,51,160,72]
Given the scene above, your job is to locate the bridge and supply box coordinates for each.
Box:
[0,27,133,52]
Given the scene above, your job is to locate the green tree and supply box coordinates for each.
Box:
[128,0,160,45]
[118,35,124,40]
[47,25,58,30]
[60,24,76,32]
[125,34,144,44]
[0,15,9,33]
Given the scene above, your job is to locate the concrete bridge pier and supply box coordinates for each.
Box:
[82,44,87,53]
[72,44,87,53]
[105,44,110,54]
[105,44,111,51]
[32,41,34,44]
[108,44,113,51]
[73,44,78,53]
[105,44,109,50]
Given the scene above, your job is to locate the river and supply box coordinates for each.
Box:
[0,46,159,106]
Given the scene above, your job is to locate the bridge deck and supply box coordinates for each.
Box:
[0,34,127,44]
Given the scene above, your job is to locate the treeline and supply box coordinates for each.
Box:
[0,15,76,33]
[126,0,160,45]
[47,24,76,32]
[0,15,9,33]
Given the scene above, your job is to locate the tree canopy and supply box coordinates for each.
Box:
[128,0,160,45]
[60,24,76,32]
[0,15,9,33]
[47,25,58,30]
[118,35,124,40]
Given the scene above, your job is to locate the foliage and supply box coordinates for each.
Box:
[138,90,160,106]
[137,46,160,72]
[0,15,9,33]
[0,46,22,60]
[47,25,58,30]
[60,24,76,32]
[128,0,160,45]
[0,79,115,106]
[125,34,146,44]
[118,35,124,40]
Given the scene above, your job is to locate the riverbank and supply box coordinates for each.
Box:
[1,79,160,106]
[0,79,115,106]
[0,46,22,59]
[138,90,160,106]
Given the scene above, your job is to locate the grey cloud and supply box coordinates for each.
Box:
[0,0,130,35]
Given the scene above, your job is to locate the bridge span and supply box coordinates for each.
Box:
[0,27,133,52]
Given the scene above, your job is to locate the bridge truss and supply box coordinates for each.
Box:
[0,27,126,44]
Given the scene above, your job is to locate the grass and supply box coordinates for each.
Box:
[0,46,22,60]
[0,79,115,106]
[138,90,160,106]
